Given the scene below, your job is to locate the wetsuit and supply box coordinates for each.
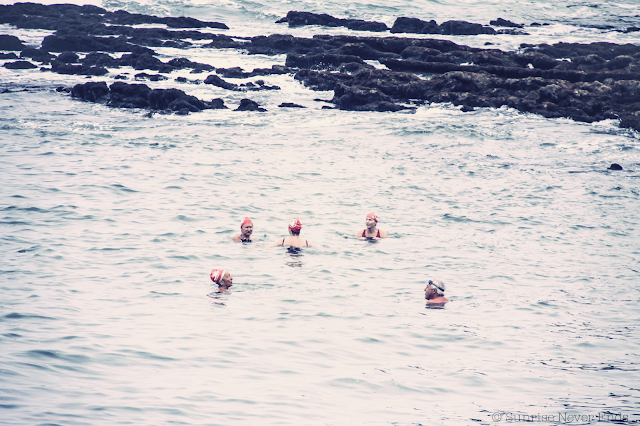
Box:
[362,229,381,238]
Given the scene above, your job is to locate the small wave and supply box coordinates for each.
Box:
[3,312,56,321]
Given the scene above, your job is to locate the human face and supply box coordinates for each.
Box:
[221,272,233,288]
[241,223,253,237]
[365,217,376,228]
[424,282,437,300]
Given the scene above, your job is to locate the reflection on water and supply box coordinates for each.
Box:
[286,246,304,268]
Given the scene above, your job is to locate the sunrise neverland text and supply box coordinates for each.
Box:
[491,412,630,423]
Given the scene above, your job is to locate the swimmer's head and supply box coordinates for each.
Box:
[241,217,253,229]
[211,269,232,288]
[240,217,253,236]
[426,279,446,297]
[288,218,302,234]
[366,212,378,228]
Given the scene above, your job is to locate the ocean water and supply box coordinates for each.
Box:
[1,0,640,425]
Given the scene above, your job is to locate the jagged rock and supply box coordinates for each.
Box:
[118,53,173,72]
[279,102,306,108]
[135,73,168,81]
[279,11,388,32]
[440,20,496,35]
[235,98,266,111]
[3,61,38,69]
[286,53,367,69]
[0,35,25,50]
[166,57,215,72]
[490,18,523,28]
[71,81,109,102]
[82,52,120,68]
[390,17,439,34]
[20,47,55,63]
[216,67,251,78]
[42,34,155,54]
[56,51,79,63]
[108,81,152,108]
[204,74,241,91]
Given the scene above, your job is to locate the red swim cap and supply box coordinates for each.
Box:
[210,269,227,284]
[241,217,253,228]
[288,218,302,232]
[366,212,378,223]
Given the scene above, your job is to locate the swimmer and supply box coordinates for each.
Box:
[268,218,315,248]
[233,217,258,242]
[356,212,387,238]
[425,279,449,306]
[210,268,233,293]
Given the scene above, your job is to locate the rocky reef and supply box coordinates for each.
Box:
[1,3,639,131]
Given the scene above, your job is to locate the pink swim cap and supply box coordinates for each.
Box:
[288,218,302,232]
[240,217,253,228]
[366,212,378,223]
[210,269,227,284]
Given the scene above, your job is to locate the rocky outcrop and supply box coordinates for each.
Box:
[0,34,25,50]
[390,17,496,35]
[276,11,388,32]
[3,60,38,69]
[2,2,638,130]
[235,98,266,111]
[71,81,228,114]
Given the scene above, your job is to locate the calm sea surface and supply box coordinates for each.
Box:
[1,0,640,424]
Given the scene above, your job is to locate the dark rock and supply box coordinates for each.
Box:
[279,102,306,108]
[82,52,119,68]
[51,60,107,76]
[209,98,227,109]
[108,81,151,108]
[490,18,523,28]
[248,65,293,76]
[608,163,623,170]
[204,74,241,91]
[3,61,38,69]
[135,73,168,81]
[217,67,251,78]
[118,53,173,72]
[332,84,408,111]
[56,51,80,63]
[440,20,496,35]
[235,98,266,111]
[166,57,215,72]
[607,55,633,70]
[0,52,19,59]
[514,52,558,70]
[282,11,388,32]
[286,53,366,70]
[0,35,25,50]
[71,81,109,102]
[390,17,439,34]
[20,48,55,63]
[42,34,154,54]
[346,20,388,32]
